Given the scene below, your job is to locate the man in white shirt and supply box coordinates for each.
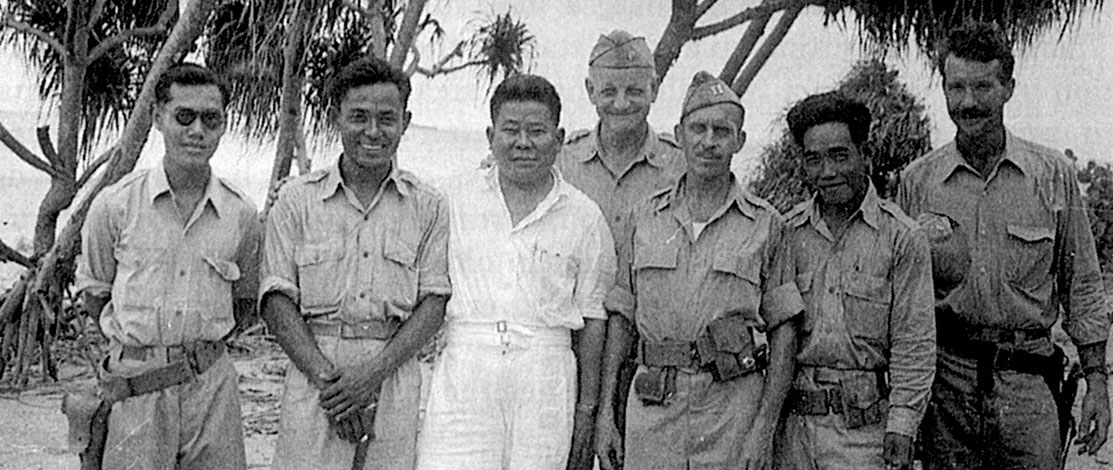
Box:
[416,74,616,469]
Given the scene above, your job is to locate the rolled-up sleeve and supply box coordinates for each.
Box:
[760,216,803,330]
[76,193,117,297]
[234,208,263,301]
[575,211,616,321]
[1058,164,1111,346]
[260,188,301,304]
[886,227,937,437]
[416,194,452,299]
[603,208,636,320]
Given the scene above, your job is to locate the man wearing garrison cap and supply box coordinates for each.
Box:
[595,71,802,470]
[558,29,684,470]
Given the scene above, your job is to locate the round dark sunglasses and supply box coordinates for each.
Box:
[174,108,226,129]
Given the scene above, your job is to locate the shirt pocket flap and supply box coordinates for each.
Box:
[384,239,418,267]
[295,243,344,266]
[843,273,889,303]
[634,243,679,270]
[1006,224,1054,243]
[203,257,241,282]
[712,251,760,285]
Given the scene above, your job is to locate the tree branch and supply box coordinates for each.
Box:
[0,238,32,268]
[691,0,819,41]
[76,147,115,189]
[732,4,804,95]
[88,26,168,62]
[1,17,67,57]
[389,0,429,68]
[89,0,110,27]
[696,0,720,17]
[35,126,58,167]
[0,122,61,179]
[719,10,773,83]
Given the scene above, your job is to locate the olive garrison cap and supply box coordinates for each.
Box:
[589,30,654,69]
[680,71,745,120]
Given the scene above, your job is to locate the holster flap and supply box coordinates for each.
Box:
[61,391,104,453]
[706,315,752,354]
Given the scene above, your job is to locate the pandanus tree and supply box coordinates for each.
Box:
[0,0,534,385]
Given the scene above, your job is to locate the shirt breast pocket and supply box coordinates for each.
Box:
[295,242,345,314]
[114,244,167,311]
[633,242,679,314]
[711,250,762,318]
[1005,224,1055,288]
[383,238,421,313]
[843,272,891,349]
[201,257,241,322]
[796,273,816,333]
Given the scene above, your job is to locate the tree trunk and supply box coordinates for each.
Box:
[367,0,388,59]
[389,0,428,68]
[653,0,700,84]
[266,0,311,213]
[718,8,773,84]
[731,5,803,96]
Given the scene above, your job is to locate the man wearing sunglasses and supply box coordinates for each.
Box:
[76,63,260,469]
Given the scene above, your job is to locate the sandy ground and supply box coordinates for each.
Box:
[1,335,1112,470]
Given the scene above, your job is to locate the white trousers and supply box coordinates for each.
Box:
[416,322,577,470]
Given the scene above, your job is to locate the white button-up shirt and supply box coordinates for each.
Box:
[442,167,615,330]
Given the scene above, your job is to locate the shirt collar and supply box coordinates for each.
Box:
[938,130,1031,184]
[147,161,229,217]
[655,172,756,220]
[318,158,410,201]
[577,123,670,169]
[803,182,881,231]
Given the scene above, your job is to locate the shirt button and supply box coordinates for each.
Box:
[359,291,368,300]
[362,251,370,258]
[175,310,182,316]
[179,270,186,277]
[828,287,836,294]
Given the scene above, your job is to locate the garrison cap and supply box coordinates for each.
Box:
[681,71,745,120]
[589,30,654,69]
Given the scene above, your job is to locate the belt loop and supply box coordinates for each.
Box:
[497,320,510,347]
[496,321,508,333]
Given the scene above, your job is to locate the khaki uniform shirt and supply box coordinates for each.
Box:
[76,164,261,347]
[609,174,801,343]
[557,125,684,234]
[260,163,451,323]
[784,184,935,437]
[897,132,1109,346]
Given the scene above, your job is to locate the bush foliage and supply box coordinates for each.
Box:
[749,59,932,212]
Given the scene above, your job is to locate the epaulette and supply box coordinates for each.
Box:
[217,177,250,201]
[741,190,777,214]
[565,129,592,145]
[783,202,810,227]
[878,199,918,229]
[657,132,679,148]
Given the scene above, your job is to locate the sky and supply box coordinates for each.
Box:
[0,1,1110,182]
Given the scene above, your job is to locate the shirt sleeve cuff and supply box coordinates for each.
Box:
[418,275,453,300]
[579,305,608,320]
[74,276,112,297]
[761,281,804,329]
[259,276,299,305]
[885,405,922,438]
[603,286,635,320]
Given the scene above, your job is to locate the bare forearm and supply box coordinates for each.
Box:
[363,294,447,376]
[261,292,334,387]
[598,313,635,414]
[574,318,606,407]
[1080,341,1109,382]
[756,323,796,424]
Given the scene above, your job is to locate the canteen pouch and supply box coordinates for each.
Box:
[61,389,111,470]
[633,366,676,407]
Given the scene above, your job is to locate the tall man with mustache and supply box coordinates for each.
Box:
[558,30,684,470]
[898,22,1110,469]
[416,74,615,469]
[595,71,802,470]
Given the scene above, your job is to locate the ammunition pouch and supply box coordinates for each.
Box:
[633,366,678,406]
[60,341,226,469]
[789,369,889,429]
[638,315,767,383]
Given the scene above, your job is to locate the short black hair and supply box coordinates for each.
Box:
[489,74,562,126]
[786,92,872,147]
[328,56,412,111]
[155,63,230,107]
[937,22,1015,82]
